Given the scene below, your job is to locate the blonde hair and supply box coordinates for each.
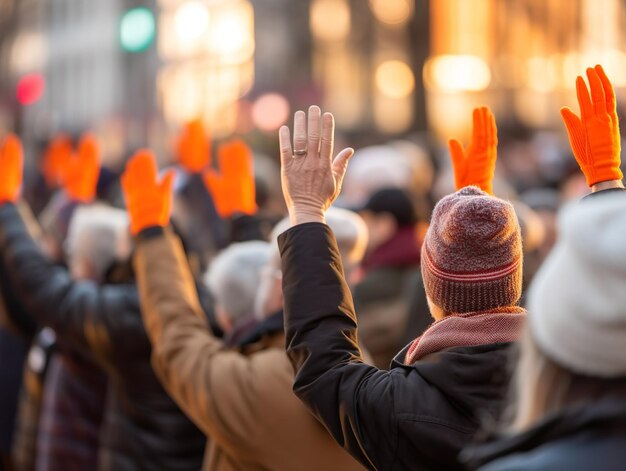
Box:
[507,325,626,432]
[508,327,572,431]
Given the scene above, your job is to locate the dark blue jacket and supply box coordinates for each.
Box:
[461,399,626,471]
[279,223,518,471]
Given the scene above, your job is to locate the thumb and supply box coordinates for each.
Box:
[331,147,355,182]
[448,139,468,190]
[448,139,465,168]
[560,107,583,134]
[159,170,176,198]
[560,107,586,157]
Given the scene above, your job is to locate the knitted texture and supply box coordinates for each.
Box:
[422,186,522,313]
[405,307,526,364]
[529,193,626,377]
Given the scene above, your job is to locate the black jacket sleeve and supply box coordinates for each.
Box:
[0,203,141,363]
[279,223,398,470]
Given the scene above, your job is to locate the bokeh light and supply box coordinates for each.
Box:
[11,32,47,74]
[251,93,290,132]
[369,0,412,27]
[526,56,558,93]
[120,7,156,53]
[16,73,45,106]
[174,1,210,44]
[208,1,255,63]
[310,0,351,42]
[424,54,491,92]
[374,95,413,133]
[375,60,415,99]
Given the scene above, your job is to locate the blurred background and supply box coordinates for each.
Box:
[0,0,625,181]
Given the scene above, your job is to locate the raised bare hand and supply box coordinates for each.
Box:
[279,105,354,225]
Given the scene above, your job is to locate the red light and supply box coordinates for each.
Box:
[16,74,45,106]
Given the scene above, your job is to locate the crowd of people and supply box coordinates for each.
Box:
[0,63,624,471]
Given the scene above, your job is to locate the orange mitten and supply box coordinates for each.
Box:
[121,150,175,235]
[0,134,23,204]
[560,64,622,187]
[448,106,498,194]
[63,133,101,203]
[203,139,257,218]
[42,134,72,188]
[176,119,211,173]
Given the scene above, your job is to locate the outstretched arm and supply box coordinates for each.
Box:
[278,106,401,469]
[124,150,266,450]
[0,134,133,359]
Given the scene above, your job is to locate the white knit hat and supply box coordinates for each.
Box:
[528,192,626,378]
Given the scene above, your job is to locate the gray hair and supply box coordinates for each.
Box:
[255,207,368,318]
[270,206,368,269]
[205,241,271,323]
[65,204,131,280]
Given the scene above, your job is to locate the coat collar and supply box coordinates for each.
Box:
[236,310,284,348]
[460,398,626,469]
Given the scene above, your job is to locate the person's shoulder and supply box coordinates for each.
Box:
[479,433,626,471]
[448,342,515,355]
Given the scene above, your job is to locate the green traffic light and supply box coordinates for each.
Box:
[120,7,156,53]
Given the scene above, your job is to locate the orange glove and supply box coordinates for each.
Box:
[560,64,623,187]
[448,106,498,194]
[121,150,175,235]
[42,134,72,188]
[203,139,257,218]
[62,133,101,203]
[0,134,23,204]
[176,118,211,173]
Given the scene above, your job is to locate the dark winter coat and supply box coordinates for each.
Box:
[10,328,56,471]
[0,326,28,454]
[461,399,626,471]
[0,203,206,470]
[36,351,106,471]
[279,223,518,471]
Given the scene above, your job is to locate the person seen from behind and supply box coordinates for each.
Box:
[123,148,366,471]
[276,105,526,470]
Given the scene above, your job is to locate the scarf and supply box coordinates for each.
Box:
[405,306,526,365]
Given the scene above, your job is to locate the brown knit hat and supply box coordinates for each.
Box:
[421,186,522,313]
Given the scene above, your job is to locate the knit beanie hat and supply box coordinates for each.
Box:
[528,192,626,378]
[422,186,523,313]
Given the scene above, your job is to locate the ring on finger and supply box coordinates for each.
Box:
[293,149,307,156]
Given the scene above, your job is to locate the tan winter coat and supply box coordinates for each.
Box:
[134,230,365,471]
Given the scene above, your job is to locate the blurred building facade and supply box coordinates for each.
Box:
[0,0,625,159]
[43,0,124,132]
